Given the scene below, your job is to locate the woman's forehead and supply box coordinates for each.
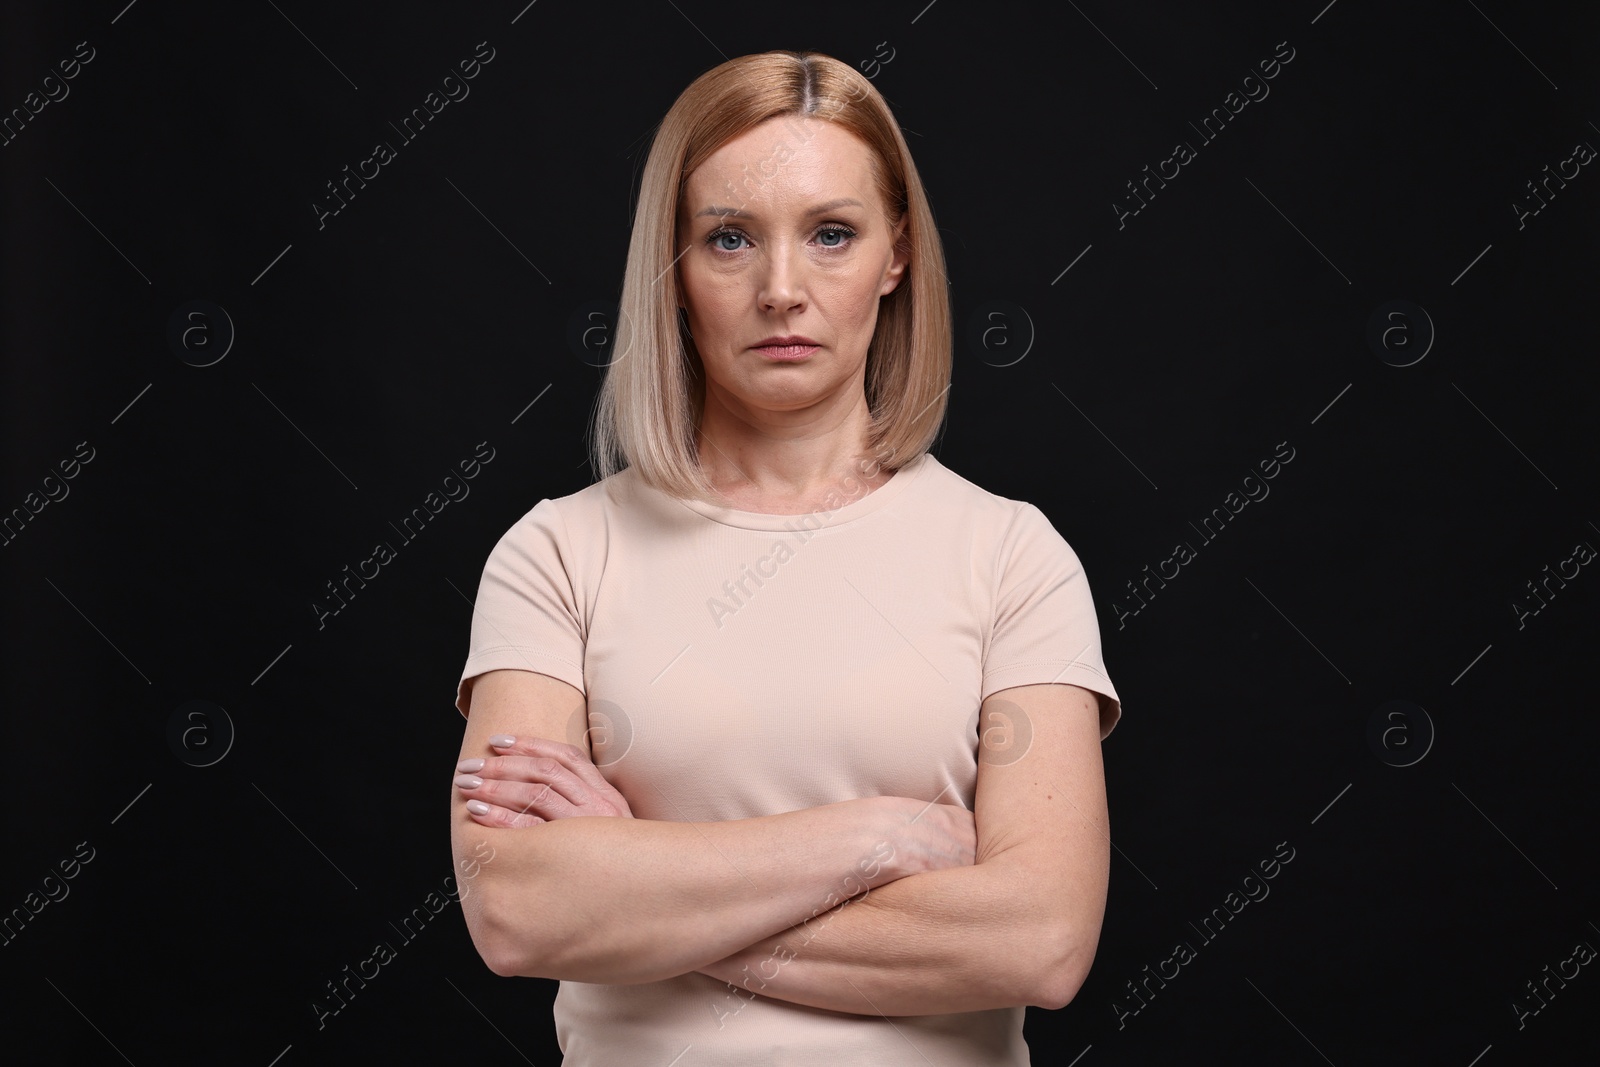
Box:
[683,119,878,215]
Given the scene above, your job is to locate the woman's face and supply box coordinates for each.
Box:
[675,116,908,425]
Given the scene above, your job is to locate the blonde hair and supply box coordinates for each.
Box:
[588,50,952,502]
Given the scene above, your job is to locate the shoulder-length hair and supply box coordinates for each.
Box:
[589,49,952,502]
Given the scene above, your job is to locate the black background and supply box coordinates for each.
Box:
[3,1,1597,1063]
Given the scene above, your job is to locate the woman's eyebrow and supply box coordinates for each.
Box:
[693,197,865,220]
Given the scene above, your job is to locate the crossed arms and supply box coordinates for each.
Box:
[449,669,1111,1016]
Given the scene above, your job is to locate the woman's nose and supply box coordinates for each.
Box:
[758,243,805,310]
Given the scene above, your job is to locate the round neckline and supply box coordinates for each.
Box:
[672,452,934,531]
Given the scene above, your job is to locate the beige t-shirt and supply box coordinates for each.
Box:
[455,451,1122,1066]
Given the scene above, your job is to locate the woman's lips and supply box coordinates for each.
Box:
[753,343,819,360]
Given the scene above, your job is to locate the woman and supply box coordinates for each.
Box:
[449,49,1122,1065]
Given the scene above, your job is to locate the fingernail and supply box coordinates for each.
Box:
[488,734,516,747]
[466,800,490,815]
[457,758,485,773]
[455,774,484,789]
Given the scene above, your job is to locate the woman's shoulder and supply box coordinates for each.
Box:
[910,453,1049,527]
[498,463,703,546]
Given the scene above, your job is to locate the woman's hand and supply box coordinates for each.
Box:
[455,735,634,828]
[874,796,977,880]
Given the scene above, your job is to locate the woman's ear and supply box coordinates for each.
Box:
[881,217,910,296]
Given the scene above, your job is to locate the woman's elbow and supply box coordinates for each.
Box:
[1031,966,1087,1011]
[478,925,530,979]
[1029,926,1095,1010]
[480,944,527,979]
[464,884,542,978]
[471,883,619,980]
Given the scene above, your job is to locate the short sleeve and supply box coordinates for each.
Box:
[454,498,587,717]
[982,502,1123,739]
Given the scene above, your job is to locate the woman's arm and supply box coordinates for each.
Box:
[694,683,1111,1015]
[450,669,976,985]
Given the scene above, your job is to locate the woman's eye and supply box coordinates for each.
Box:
[706,226,855,253]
